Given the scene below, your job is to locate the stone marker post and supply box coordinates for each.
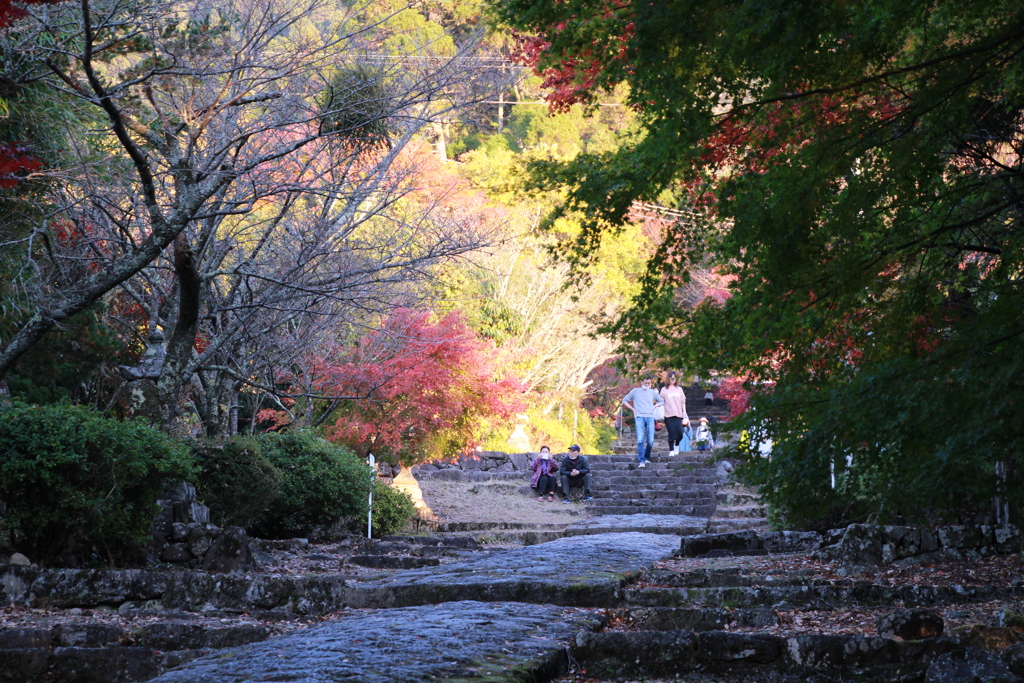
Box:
[367,454,375,539]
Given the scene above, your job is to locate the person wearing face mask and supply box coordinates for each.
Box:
[622,374,665,468]
[530,445,560,502]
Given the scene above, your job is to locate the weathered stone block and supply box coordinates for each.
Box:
[161,543,191,563]
[0,628,50,649]
[785,634,849,669]
[733,608,779,628]
[761,531,822,554]
[1003,642,1024,678]
[937,525,984,551]
[921,529,940,553]
[459,455,483,470]
[0,648,49,682]
[181,501,210,525]
[925,647,1020,683]
[697,632,783,663]
[680,531,762,558]
[166,481,197,501]
[138,622,203,650]
[840,524,883,566]
[201,526,252,574]
[508,453,530,471]
[50,646,159,683]
[188,525,213,556]
[574,630,698,678]
[882,542,897,565]
[996,525,1022,554]
[877,609,944,641]
[840,635,899,667]
[55,624,125,647]
[8,553,30,567]
[429,469,466,482]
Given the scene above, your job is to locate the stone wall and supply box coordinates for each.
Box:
[0,565,349,615]
[151,482,252,573]
[830,523,1022,568]
[411,451,535,483]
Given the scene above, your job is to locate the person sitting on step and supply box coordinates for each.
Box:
[560,444,593,503]
[529,445,560,502]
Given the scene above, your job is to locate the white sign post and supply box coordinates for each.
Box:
[367,453,374,539]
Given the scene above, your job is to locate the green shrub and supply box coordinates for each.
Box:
[193,437,282,529]
[0,402,193,566]
[371,481,416,536]
[251,431,371,538]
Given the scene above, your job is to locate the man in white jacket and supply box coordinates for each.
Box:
[622,375,665,468]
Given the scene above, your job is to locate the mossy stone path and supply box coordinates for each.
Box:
[150,600,603,682]
[149,533,678,681]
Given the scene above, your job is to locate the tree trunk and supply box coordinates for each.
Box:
[156,234,202,430]
[432,121,447,161]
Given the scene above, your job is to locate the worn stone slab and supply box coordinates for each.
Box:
[152,601,603,682]
[573,630,963,679]
[564,514,708,537]
[624,583,1024,609]
[0,566,351,615]
[348,533,681,608]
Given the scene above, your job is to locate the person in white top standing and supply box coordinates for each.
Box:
[622,374,665,468]
[659,371,688,456]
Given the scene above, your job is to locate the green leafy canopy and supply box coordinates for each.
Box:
[493,0,1024,525]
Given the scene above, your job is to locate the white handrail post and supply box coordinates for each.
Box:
[367,453,375,539]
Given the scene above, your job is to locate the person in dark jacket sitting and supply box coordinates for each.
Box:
[560,444,592,503]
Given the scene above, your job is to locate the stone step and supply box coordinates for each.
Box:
[592,490,718,500]
[347,555,441,569]
[716,490,761,505]
[585,504,717,517]
[590,487,716,497]
[590,463,717,472]
[586,497,715,508]
[622,583,1024,609]
[713,506,767,519]
[592,453,715,462]
[707,518,770,533]
[589,491,716,501]
[594,478,718,488]
[593,476,718,485]
[572,629,969,681]
[590,461,717,470]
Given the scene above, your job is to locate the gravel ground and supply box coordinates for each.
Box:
[417,479,589,527]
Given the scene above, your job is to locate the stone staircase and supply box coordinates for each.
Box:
[597,407,770,527]
[583,451,719,517]
[708,481,768,529]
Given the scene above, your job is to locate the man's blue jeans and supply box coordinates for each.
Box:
[635,416,655,463]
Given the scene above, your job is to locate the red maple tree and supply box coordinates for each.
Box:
[306,308,523,461]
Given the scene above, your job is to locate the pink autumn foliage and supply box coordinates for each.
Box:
[717,376,753,420]
[317,308,523,457]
